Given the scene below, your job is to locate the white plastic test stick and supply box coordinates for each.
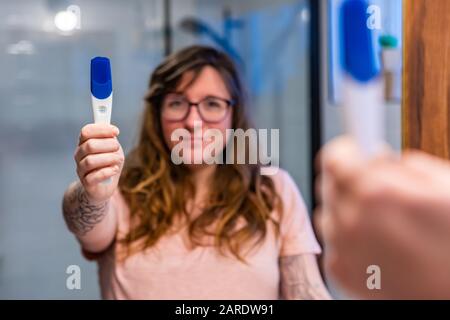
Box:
[91,56,113,183]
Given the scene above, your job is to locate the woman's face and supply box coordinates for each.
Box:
[161,66,233,169]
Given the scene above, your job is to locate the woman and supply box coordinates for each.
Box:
[62,45,330,300]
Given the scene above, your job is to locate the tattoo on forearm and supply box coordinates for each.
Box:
[62,183,108,236]
[280,255,331,300]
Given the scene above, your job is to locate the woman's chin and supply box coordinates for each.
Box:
[183,163,211,171]
[183,153,219,170]
[169,141,224,169]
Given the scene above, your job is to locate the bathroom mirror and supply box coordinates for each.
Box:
[0,0,315,299]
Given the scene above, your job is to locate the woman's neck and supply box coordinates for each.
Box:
[190,164,217,189]
[185,164,216,207]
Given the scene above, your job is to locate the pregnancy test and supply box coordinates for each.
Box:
[91,56,113,183]
[91,56,112,125]
[340,0,385,157]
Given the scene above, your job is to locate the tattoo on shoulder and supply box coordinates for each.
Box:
[63,184,108,236]
[280,254,330,300]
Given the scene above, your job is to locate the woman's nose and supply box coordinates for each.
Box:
[184,105,203,130]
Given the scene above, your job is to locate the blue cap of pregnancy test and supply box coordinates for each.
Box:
[340,0,380,83]
[91,56,112,99]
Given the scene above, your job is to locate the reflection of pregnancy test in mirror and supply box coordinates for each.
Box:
[341,0,385,157]
[91,57,113,184]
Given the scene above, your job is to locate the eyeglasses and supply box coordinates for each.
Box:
[161,93,234,123]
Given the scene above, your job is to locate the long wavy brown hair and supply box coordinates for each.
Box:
[118,45,282,262]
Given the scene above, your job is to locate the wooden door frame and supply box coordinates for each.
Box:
[403,0,450,157]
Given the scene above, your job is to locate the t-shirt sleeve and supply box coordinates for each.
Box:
[276,170,322,257]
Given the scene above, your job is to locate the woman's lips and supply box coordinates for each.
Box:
[190,137,214,148]
[179,136,213,145]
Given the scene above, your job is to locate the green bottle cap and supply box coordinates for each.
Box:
[379,35,399,48]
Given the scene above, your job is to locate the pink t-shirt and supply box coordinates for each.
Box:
[86,169,321,299]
